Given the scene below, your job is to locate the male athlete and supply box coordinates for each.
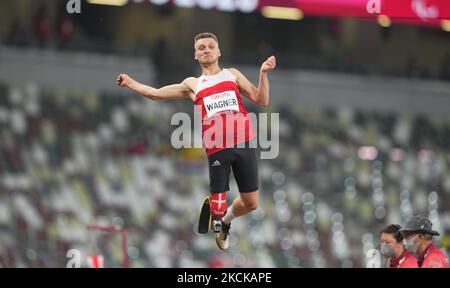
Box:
[117,32,276,250]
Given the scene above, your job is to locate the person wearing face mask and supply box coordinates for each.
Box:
[379,224,418,268]
[400,216,449,268]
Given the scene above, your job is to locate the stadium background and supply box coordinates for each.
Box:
[0,0,449,268]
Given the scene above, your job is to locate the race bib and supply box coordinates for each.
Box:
[203,91,239,118]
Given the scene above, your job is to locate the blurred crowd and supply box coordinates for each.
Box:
[3,2,450,82]
[0,80,449,268]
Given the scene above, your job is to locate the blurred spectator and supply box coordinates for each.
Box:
[400,216,449,268]
[151,37,169,86]
[33,5,51,48]
[0,79,449,268]
[5,19,27,47]
[57,16,74,50]
[327,19,341,41]
[405,54,427,78]
[379,224,418,268]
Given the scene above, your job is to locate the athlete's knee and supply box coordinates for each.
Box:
[246,201,258,211]
[240,191,258,211]
[242,198,258,211]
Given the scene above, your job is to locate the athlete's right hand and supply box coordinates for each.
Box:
[116,73,132,87]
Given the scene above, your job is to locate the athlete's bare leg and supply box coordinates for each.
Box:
[230,191,258,217]
[216,191,258,250]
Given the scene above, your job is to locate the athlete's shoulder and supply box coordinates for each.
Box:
[183,76,198,84]
[227,67,241,76]
[227,68,245,82]
[182,77,198,89]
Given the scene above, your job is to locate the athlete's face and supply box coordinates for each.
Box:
[194,38,221,65]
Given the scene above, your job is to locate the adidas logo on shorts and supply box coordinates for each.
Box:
[212,160,221,167]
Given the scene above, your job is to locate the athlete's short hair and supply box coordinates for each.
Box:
[194,32,218,44]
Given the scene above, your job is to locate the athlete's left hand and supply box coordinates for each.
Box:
[260,55,276,73]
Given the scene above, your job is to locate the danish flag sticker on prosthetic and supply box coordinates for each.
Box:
[211,192,227,219]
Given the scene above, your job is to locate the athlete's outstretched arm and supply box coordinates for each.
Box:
[230,55,276,107]
[116,74,195,101]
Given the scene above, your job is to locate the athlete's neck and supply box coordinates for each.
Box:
[201,63,222,76]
